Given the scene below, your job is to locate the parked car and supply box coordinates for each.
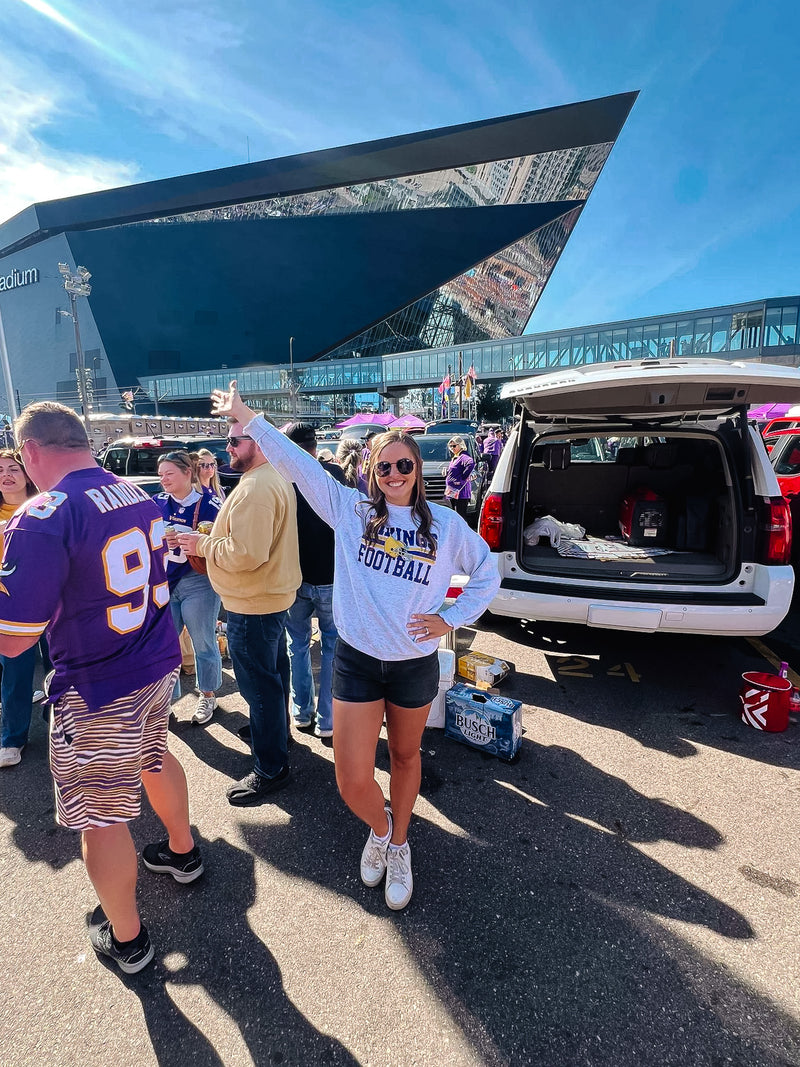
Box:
[766,429,800,564]
[101,435,239,495]
[417,433,488,523]
[424,418,478,434]
[338,423,391,443]
[478,357,800,635]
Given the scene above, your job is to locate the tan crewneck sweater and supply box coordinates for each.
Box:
[197,462,300,614]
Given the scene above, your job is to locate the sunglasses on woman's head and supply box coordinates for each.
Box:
[374,458,415,477]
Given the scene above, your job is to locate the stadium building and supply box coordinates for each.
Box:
[0,92,637,417]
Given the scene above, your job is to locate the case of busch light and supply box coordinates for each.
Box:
[444,684,522,761]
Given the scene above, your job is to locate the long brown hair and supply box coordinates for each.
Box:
[0,448,36,498]
[362,431,437,558]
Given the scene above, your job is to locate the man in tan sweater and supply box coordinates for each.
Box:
[178,421,301,805]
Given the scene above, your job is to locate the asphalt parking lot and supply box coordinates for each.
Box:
[1,608,799,1067]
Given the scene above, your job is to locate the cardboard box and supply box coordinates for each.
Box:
[458,651,509,689]
[444,683,522,761]
[426,649,456,728]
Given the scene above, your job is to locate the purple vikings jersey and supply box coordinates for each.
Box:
[0,467,180,710]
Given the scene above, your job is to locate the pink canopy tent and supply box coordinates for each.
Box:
[391,414,427,430]
[335,412,397,428]
[748,402,794,422]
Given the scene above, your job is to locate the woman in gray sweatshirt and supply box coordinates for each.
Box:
[212,381,500,911]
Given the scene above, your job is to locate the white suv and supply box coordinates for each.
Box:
[479,358,800,635]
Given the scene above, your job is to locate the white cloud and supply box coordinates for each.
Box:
[0,53,138,225]
[6,0,327,154]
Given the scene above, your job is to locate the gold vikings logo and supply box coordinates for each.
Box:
[0,561,15,596]
[383,536,408,560]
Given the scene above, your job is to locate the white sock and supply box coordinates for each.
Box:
[388,841,407,852]
[375,810,392,843]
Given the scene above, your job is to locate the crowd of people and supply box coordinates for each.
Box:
[0,386,501,974]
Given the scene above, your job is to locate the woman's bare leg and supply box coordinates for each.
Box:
[333,697,390,836]
[384,702,432,844]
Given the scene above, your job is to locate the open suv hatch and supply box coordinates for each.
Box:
[479,358,800,635]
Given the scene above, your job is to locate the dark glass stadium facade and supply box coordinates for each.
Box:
[0,92,636,414]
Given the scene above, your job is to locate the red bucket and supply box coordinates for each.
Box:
[739,672,791,732]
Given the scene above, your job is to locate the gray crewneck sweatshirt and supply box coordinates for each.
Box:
[245,414,501,661]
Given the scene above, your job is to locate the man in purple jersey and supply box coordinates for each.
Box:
[0,402,203,975]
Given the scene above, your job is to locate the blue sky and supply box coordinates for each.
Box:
[1,0,799,333]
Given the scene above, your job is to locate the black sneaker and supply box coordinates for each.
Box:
[142,840,204,883]
[226,766,290,806]
[87,906,154,974]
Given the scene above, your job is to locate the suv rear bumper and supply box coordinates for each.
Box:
[487,566,794,636]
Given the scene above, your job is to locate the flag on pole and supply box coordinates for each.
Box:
[467,364,477,382]
[437,372,451,395]
[465,364,476,398]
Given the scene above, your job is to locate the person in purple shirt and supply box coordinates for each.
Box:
[481,427,503,476]
[0,402,203,975]
[442,435,475,520]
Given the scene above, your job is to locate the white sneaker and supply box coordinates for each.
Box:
[192,695,217,725]
[360,808,392,887]
[0,746,23,768]
[385,841,413,911]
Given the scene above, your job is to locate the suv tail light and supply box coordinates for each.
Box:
[757,496,792,565]
[479,492,505,550]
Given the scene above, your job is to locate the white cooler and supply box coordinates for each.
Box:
[426,649,456,728]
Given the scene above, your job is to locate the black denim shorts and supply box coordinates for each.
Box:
[332,639,440,708]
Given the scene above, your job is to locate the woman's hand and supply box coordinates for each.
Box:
[407,613,452,643]
[210,380,255,424]
[176,532,202,557]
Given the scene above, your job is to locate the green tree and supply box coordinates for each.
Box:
[476,382,512,424]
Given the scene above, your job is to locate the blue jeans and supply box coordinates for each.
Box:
[286,582,337,732]
[227,610,290,779]
[169,572,222,701]
[0,643,38,749]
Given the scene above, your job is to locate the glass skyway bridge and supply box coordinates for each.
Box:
[139,294,800,416]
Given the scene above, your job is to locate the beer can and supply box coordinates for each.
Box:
[197,521,214,535]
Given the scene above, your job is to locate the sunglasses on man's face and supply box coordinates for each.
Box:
[226,436,252,447]
[374,458,415,477]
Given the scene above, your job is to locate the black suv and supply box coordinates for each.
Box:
[101,436,238,495]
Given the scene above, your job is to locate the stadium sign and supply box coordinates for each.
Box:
[0,267,40,292]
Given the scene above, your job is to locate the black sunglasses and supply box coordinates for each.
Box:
[374,458,415,477]
[226,435,252,447]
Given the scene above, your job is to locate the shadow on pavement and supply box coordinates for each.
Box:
[239,736,800,1066]
[119,836,358,1066]
[479,615,800,769]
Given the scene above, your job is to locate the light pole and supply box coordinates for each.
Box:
[58,263,93,437]
[288,335,298,417]
[0,302,18,423]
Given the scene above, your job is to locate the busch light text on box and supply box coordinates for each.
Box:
[444,683,522,762]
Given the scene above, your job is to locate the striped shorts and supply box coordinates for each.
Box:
[49,670,178,832]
